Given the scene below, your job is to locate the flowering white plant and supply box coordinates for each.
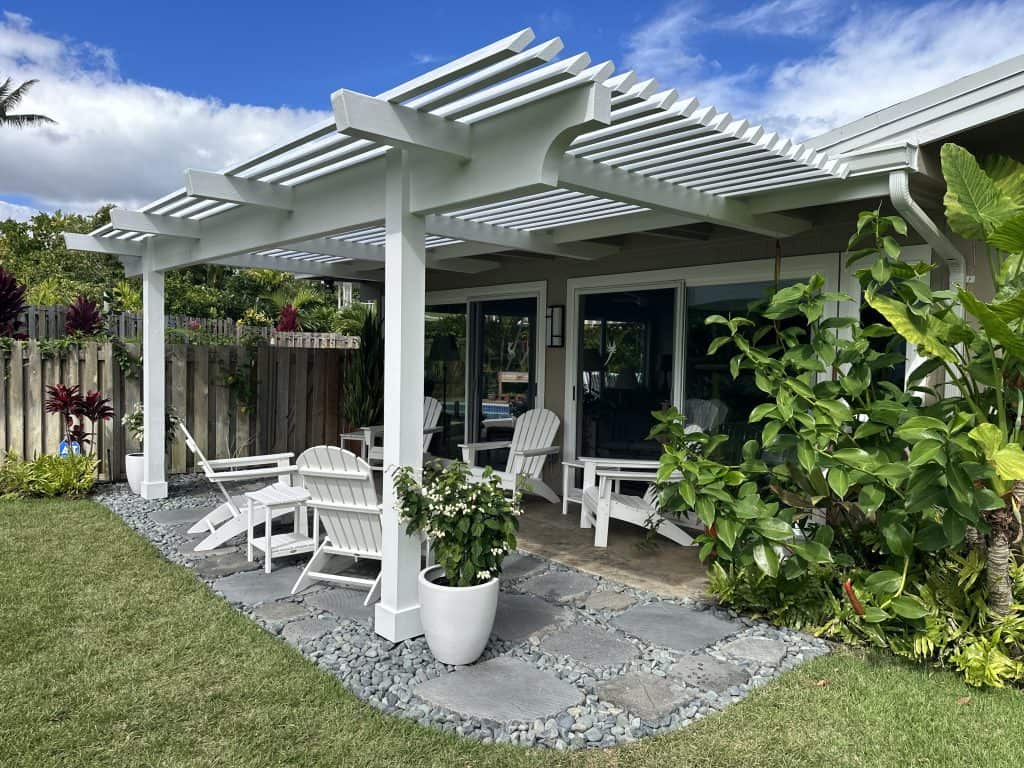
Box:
[393,461,522,588]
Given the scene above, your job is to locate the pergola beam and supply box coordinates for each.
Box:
[64,233,146,257]
[425,214,617,260]
[184,169,295,210]
[333,89,472,160]
[557,155,811,238]
[109,209,200,239]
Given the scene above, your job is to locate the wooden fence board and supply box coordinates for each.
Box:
[1,340,352,481]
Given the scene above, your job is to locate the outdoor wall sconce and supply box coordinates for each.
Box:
[546,304,565,348]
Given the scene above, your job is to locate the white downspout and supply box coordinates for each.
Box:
[888,170,966,289]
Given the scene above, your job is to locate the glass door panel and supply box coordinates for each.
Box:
[576,287,675,459]
[468,297,536,454]
[425,303,467,459]
[684,280,797,461]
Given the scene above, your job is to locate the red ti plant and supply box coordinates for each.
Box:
[0,267,27,338]
[65,296,104,336]
[44,384,113,454]
[276,304,299,332]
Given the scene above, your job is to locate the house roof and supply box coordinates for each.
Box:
[806,53,1024,157]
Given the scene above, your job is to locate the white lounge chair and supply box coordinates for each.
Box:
[460,407,561,503]
[353,396,443,469]
[579,458,699,549]
[291,446,384,602]
[180,423,296,552]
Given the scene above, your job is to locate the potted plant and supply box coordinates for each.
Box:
[121,403,180,495]
[393,461,521,665]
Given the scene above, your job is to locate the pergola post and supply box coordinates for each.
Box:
[140,265,168,500]
[375,149,426,642]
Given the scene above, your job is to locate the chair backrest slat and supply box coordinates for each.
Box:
[508,408,560,478]
[178,422,212,473]
[423,396,443,452]
[296,446,382,554]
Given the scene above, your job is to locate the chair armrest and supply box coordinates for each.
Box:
[424,426,443,434]
[361,425,385,437]
[595,469,680,482]
[515,445,560,458]
[204,453,293,469]
[205,465,296,482]
[458,440,512,452]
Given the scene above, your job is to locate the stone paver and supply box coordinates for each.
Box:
[282,618,339,645]
[595,672,691,721]
[719,636,789,666]
[212,566,307,605]
[668,653,750,693]
[492,592,562,643]
[415,657,583,722]
[251,601,309,623]
[192,551,257,578]
[539,624,639,668]
[521,570,598,604]
[500,552,547,581]
[305,587,373,621]
[584,590,638,612]
[150,507,206,526]
[612,603,737,652]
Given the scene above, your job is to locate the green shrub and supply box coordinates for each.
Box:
[0,452,98,499]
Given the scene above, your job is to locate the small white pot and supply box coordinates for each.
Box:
[418,565,499,666]
[125,453,144,495]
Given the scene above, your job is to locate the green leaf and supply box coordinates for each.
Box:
[908,439,945,467]
[858,484,886,514]
[959,289,1024,359]
[755,517,796,542]
[753,542,780,578]
[942,143,1021,239]
[865,570,902,595]
[968,423,1005,460]
[882,522,914,557]
[789,541,833,564]
[862,606,891,623]
[987,211,1024,254]
[982,153,1024,206]
[889,595,929,620]
[865,292,957,364]
[993,444,1024,481]
[796,441,815,473]
[917,522,949,551]
[715,517,740,550]
[831,448,875,469]
[827,467,850,498]
[748,403,776,423]
[942,513,967,547]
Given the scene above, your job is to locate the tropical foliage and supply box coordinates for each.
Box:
[0,77,55,129]
[393,461,521,587]
[0,452,97,498]
[43,384,114,455]
[121,402,181,451]
[343,307,385,430]
[653,142,1024,687]
[0,266,27,337]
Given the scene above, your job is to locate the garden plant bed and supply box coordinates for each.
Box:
[95,478,831,749]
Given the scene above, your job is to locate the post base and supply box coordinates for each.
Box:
[374,602,422,642]
[140,481,169,500]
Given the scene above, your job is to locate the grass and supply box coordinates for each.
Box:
[1,499,1022,768]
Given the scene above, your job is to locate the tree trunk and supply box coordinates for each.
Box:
[986,480,1024,616]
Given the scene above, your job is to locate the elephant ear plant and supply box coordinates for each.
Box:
[651,142,1024,687]
[393,462,521,586]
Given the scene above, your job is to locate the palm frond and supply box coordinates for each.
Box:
[2,78,39,111]
[0,113,56,129]
[0,77,11,103]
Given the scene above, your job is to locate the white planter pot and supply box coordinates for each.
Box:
[125,453,144,495]
[418,564,499,666]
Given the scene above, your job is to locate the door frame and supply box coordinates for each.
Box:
[563,254,845,462]
[426,281,547,445]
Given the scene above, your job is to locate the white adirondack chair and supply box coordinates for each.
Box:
[460,408,561,503]
[181,423,297,552]
[579,458,699,549]
[291,446,384,602]
[357,396,443,469]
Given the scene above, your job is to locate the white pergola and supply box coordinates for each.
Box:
[65,28,928,642]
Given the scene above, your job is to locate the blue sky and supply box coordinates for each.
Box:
[4,1,1024,219]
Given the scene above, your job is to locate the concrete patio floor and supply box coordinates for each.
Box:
[517,500,709,601]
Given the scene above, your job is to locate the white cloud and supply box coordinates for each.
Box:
[0,199,38,221]
[713,0,837,38]
[0,12,328,215]
[624,0,1024,140]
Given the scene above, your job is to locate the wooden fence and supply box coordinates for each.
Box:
[0,341,355,482]
[18,306,358,349]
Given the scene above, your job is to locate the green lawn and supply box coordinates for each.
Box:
[1,498,1022,768]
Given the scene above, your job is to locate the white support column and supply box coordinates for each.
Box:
[141,265,168,500]
[375,149,426,642]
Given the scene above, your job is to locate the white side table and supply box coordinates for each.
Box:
[245,483,315,574]
[562,460,584,516]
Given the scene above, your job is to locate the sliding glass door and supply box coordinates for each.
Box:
[425,303,467,459]
[576,287,675,459]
